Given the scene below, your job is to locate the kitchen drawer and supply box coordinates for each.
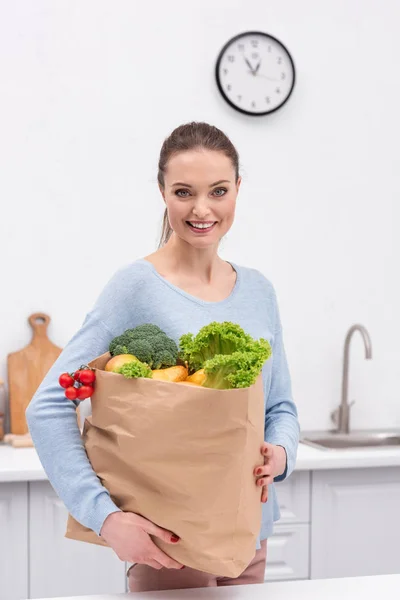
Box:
[29,481,126,598]
[275,471,310,524]
[265,523,310,581]
[310,467,400,579]
[0,482,28,600]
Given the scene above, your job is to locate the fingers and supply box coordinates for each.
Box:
[254,464,269,477]
[255,442,274,488]
[261,442,273,457]
[261,485,268,503]
[254,464,274,485]
[138,516,180,545]
[152,545,184,570]
[256,449,270,502]
[146,559,165,570]
[256,474,274,486]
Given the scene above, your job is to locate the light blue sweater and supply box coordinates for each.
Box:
[26,259,300,551]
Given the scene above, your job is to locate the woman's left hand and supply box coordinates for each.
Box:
[254,443,287,503]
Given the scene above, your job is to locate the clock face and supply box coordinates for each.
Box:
[215,31,295,116]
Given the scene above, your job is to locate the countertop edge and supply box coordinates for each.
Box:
[2,443,400,483]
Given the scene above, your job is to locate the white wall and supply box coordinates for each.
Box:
[1,0,399,432]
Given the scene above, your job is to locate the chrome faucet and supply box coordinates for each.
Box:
[331,324,372,434]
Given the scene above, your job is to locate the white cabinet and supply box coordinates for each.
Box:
[0,482,28,600]
[266,472,311,581]
[3,463,400,596]
[275,471,310,524]
[265,524,310,581]
[311,467,400,579]
[29,481,126,599]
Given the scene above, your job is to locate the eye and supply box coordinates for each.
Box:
[213,187,227,197]
[175,189,191,198]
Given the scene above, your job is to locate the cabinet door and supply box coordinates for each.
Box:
[29,481,126,599]
[275,471,310,524]
[265,524,309,581]
[311,467,400,579]
[0,482,28,600]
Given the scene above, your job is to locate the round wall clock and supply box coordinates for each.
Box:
[215,31,296,116]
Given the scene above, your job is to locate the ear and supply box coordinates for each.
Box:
[236,176,242,192]
[159,184,166,201]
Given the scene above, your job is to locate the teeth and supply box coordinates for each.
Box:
[188,222,215,229]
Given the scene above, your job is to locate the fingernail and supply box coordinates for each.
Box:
[171,534,180,543]
[256,468,262,475]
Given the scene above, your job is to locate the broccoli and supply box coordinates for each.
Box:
[178,321,257,373]
[116,360,153,379]
[109,325,162,356]
[202,340,272,389]
[109,324,178,369]
[112,344,129,356]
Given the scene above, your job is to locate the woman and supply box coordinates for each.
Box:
[26,122,300,592]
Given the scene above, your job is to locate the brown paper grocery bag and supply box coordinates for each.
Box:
[65,352,265,577]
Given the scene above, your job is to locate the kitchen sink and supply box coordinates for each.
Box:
[300,430,400,450]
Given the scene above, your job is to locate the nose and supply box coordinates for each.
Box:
[192,197,211,219]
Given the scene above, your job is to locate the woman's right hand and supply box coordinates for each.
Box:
[99,511,184,570]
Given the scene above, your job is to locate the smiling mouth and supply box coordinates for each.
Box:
[186,221,217,232]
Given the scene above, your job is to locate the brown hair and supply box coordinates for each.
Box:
[157,122,240,248]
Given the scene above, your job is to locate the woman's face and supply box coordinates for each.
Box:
[161,149,241,247]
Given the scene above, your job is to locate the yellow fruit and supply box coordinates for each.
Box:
[105,354,138,372]
[178,380,201,386]
[151,365,188,382]
[186,369,206,386]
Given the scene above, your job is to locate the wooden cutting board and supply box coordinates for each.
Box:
[8,313,80,435]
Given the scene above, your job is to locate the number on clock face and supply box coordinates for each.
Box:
[215,31,295,116]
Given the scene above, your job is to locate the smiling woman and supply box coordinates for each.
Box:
[178,178,230,234]
[156,122,241,249]
[26,121,299,595]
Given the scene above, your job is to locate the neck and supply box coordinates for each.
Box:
[158,232,223,282]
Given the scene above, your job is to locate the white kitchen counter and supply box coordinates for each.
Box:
[294,439,400,470]
[2,440,400,483]
[0,442,46,482]
[27,574,400,599]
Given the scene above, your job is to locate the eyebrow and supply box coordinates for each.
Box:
[171,179,231,188]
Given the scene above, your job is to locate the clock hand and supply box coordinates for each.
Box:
[256,73,279,82]
[244,57,255,74]
[245,69,278,82]
[244,58,278,81]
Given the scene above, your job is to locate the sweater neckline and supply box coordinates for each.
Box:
[136,258,241,307]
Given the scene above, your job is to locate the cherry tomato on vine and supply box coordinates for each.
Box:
[79,369,96,385]
[73,370,82,382]
[77,385,94,400]
[65,386,78,400]
[59,373,74,389]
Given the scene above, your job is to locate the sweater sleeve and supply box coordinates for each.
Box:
[264,288,300,483]
[25,312,122,535]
